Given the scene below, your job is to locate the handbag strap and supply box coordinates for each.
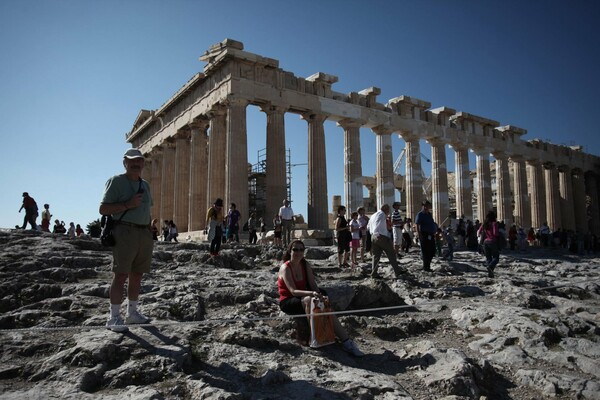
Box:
[116,178,143,222]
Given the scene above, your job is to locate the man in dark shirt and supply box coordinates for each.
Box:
[415,200,437,272]
[226,203,241,242]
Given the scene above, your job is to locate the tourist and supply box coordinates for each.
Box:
[279,199,295,247]
[226,203,241,243]
[517,227,528,251]
[402,218,413,253]
[151,219,159,240]
[162,220,169,241]
[258,217,267,245]
[391,202,403,255]
[367,204,402,279]
[357,207,369,262]
[442,227,455,261]
[277,239,364,356]
[273,214,283,247]
[40,204,52,232]
[205,198,224,256]
[349,211,361,267]
[247,212,258,244]
[75,224,84,237]
[508,224,518,251]
[477,210,501,278]
[527,227,536,246]
[52,219,66,234]
[67,222,76,238]
[167,220,178,242]
[100,148,153,332]
[435,227,444,257]
[539,222,551,247]
[415,200,437,272]
[18,192,38,230]
[335,205,352,268]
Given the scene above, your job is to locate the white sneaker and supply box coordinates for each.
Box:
[106,316,129,332]
[342,339,365,357]
[125,310,150,325]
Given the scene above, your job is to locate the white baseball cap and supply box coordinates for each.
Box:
[124,148,144,159]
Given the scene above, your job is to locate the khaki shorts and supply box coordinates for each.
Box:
[112,224,153,274]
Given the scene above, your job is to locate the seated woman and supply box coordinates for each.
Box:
[277,239,364,357]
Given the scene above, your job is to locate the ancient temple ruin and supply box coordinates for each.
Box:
[126,39,600,236]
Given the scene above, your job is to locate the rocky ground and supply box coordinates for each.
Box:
[0,228,599,400]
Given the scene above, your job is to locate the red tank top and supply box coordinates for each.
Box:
[278,261,307,301]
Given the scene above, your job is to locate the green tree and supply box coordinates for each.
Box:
[87,219,102,238]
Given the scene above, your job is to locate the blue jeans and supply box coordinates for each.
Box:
[483,241,499,270]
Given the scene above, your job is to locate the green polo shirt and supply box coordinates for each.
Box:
[102,174,152,225]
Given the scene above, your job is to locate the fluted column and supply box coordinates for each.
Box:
[305,113,328,229]
[339,119,363,213]
[558,165,575,232]
[189,119,209,231]
[511,156,530,229]
[474,149,492,221]
[585,172,600,235]
[572,169,587,233]
[173,131,191,232]
[453,144,473,220]
[373,126,394,209]
[150,149,162,222]
[429,139,449,227]
[494,152,512,227]
[160,142,176,223]
[527,160,546,229]
[225,98,249,222]
[543,163,561,232]
[207,105,227,211]
[402,133,423,221]
[263,105,287,221]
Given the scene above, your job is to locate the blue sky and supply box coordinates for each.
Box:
[1,0,599,229]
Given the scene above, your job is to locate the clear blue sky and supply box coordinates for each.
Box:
[1,0,599,229]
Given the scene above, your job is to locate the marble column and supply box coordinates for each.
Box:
[373,126,395,209]
[339,119,363,213]
[305,113,329,229]
[263,105,288,222]
[453,144,473,220]
[585,172,600,235]
[558,165,575,232]
[207,105,227,211]
[150,147,162,222]
[543,163,561,232]
[510,156,530,229]
[402,134,423,221]
[429,139,449,227]
[527,160,546,230]
[494,153,512,227]
[225,98,249,223]
[160,142,176,224]
[572,169,587,233]
[173,131,191,232]
[474,149,492,221]
[189,119,209,231]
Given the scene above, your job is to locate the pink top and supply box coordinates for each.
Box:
[478,222,499,243]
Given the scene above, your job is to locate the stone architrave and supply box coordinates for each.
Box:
[527,160,546,230]
[494,152,512,227]
[572,169,587,233]
[429,138,449,227]
[225,98,249,223]
[304,113,329,229]
[160,142,176,223]
[585,172,600,235]
[453,144,473,220]
[402,133,423,221]
[262,104,288,222]
[339,119,364,214]
[174,130,191,232]
[207,105,227,211]
[373,126,395,209]
[474,149,492,221]
[150,147,162,223]
[558,165,575,232]
[189,119,209,231]
[543,163,561,232]
[510,156,530,229]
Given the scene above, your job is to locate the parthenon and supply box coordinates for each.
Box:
[126,39,600,236]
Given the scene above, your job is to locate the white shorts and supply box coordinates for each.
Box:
[393,226,403,246]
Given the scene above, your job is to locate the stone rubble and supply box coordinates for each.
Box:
[0,229,599,399]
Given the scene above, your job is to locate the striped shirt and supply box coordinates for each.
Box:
[391,209,403,227]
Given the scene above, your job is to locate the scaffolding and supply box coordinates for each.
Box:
[248,148,292,217]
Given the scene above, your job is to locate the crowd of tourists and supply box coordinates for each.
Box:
[16,192,86,238]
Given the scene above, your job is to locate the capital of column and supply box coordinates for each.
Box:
[207,103,227,119]
[337,118,364,130]
[557,164,571,173]
[189,117,210,132]
[426,137,448,147]
[223,96,249,108]
[543,161,556,170]
[301,112,329,124]
[371,124,394,135]
[259,103,288,115]
[491,150,508,160]
[175,128,191,141]
[472,147,491,157]
[399,130,419,142]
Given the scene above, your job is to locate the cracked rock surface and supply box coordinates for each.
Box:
[0,229,599,399]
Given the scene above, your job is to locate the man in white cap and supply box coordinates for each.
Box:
[100,148,153,332]
[278,199,294,247]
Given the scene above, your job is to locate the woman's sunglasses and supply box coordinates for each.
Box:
[291,247,305,252]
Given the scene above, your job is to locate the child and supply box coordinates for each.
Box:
[443,227,455,261]
[435,227,444,257]
[349,211,361,267]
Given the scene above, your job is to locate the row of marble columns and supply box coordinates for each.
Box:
[142,100,599,235]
